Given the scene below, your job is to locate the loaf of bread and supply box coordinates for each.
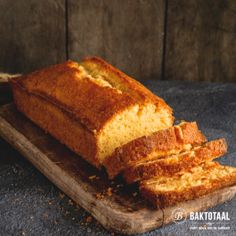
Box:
[104,121,206,178]
[11,57,173,167]
[10,57,235,210]
[123,138,227,183]
[140,161,236,208]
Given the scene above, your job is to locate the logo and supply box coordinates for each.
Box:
[171,208,187,224]
[189,211,230,221]
[189,211,231,231]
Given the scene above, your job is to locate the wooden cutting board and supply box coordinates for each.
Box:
[0,103,236,234]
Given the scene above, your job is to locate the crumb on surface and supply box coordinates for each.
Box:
[89,175,97,180]
[85,216,93,223]
[68,199,74,205]
[107,187,113,196]
[95,193,104,200]
[59,192,65,199]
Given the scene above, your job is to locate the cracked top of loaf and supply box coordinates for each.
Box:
[11,57,173,133]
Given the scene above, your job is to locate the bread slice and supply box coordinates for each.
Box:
[123,138,227,183]
[140,161,236,208]
[104,122,206,178]
[11,57,173,167]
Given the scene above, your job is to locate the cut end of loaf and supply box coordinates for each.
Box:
[98,103,173,163]
[103,121,206,179]
[78,57,174,163]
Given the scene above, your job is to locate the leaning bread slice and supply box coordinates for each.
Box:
[104,122,206,178]
[123,138,227,183]
[140,161,236,208]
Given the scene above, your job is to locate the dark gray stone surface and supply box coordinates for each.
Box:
[0,80,236,236]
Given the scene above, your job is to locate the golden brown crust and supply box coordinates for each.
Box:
[81,57,173,113]
[140,162,236,208]
[104,122,206,179]
[12,58,173,132]
[11,81,100,167]
[11,61,132,132]
[123,139,227,183]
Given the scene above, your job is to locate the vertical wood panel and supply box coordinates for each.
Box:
[0,0,66,74]
[68,0,165,81]
[165,0,236,82]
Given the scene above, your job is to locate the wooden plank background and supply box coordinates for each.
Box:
[0,0,235,82]
[165,0,236,82]
[0,0,66,74]
[68,0,165,81]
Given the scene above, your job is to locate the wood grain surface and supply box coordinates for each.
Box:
[68,0,165,81]
[0,1,235,82]
[165,0,236,82]
[0,103,235,234]
[0,0,66,74]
